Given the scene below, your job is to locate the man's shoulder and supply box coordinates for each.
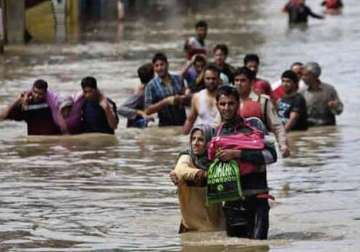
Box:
[321,82,337,91]
[106,97,117,106]
[250,92,270,104]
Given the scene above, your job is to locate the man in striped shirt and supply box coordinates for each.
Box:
[145,52,188,126]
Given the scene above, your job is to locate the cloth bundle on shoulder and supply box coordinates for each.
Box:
[207,159,243,204]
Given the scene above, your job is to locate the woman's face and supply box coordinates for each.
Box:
[191,130,206,156]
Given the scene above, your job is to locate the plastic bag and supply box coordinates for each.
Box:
[207,159,243,205]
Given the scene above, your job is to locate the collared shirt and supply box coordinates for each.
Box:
[144,74,186,126]
[300,82,343,126]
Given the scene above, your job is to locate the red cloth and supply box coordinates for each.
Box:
[324,0,341,9]
[272,85,285,102]
[238,100,262,120]
[253,79,272,96]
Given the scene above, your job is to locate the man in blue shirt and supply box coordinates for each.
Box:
[81,76,119,134]
[145,52,188,126]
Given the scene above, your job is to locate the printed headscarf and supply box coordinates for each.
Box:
[188,124,215,171]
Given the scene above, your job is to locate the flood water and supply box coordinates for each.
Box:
[0,0,359,251]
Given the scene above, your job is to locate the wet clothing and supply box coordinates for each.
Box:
[173,125,224,233]
[194,89,219,127]
[277,93,308,131]
[174,154,225,233]
[284,3,323,23]
[117,92,148,128]
[217,116,277,239]
[300,82,343,126]
[6,101,60,135]
[223,196,269,239]
[184,36,207,60]
[82,98,118,134]
[62,94,85,134]
[145,74,187,126]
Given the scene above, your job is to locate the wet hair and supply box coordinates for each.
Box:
[137,63,154,85]
[233,67,256,81]
[213,44,229,57]
[281,70,299,84]
[33,79,48,91]
[216,85,240,102]
[244,54,260,65]
[152,52,168,64]
[204,63,220,77]
[304,62,321,77]
[195,20,208,29]
[291,62,303,68]
[81,76,97,89]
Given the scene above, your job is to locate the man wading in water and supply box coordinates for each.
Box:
[215,85,277,239]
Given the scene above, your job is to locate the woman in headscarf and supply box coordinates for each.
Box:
[170,125,225,233]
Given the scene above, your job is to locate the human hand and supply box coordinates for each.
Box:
[216,149,241,161]
[281,146,290,158]
[20,92,32,109]
[328,100,338,110]
[99,94,109,109]
[169,170,179,186]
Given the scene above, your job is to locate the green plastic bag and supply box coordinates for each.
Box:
[206,159,243,205]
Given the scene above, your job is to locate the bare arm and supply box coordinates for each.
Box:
[0,95,23,120]
[100,97,119,130]
[285,111,300,131]
[264,97,290,157]
[182,94,199,134]
[145,96,173,115]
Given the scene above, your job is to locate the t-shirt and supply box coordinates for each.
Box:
[277,93,308,131]
[82,98,118,134]
[284,4,323,23]
[6,102,61,135]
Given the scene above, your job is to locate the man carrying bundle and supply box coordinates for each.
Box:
[213,85,277,239]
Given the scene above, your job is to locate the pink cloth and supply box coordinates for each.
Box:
[253,79,272,96]
[208,124,265,175]
[46,91,85,134]
[65,92,85,134]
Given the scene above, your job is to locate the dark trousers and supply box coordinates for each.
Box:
[223,196,269,239]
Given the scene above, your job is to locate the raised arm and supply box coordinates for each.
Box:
[100,96,119,130]
[0,94,23,121]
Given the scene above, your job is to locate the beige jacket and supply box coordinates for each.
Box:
[173,154,225,232]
